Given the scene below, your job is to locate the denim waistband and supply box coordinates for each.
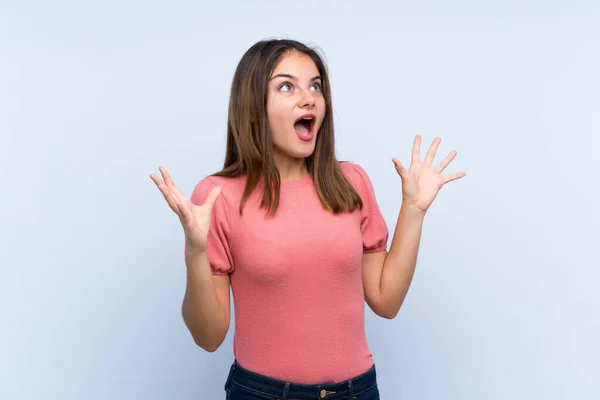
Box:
[225,359,378,399]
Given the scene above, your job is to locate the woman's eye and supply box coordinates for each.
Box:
[278,82,322,92]
[279,83,293,91]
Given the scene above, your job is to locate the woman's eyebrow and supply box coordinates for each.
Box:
[269,74,321,82]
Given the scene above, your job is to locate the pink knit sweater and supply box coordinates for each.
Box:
[189,161,388,384]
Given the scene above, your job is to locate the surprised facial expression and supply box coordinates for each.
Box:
[266,52,326,162]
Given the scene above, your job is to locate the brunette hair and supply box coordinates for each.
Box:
[210,38,363,218]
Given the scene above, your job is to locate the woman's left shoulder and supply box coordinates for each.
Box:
[338,160,368,180]
[338,160,359,172]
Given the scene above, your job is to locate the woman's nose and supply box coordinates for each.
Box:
[297,89,316,107]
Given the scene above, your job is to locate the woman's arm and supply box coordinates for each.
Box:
[182,247,231,352]
[362,204,424,319]
[363,135,465,319]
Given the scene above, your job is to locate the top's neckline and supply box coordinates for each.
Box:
[280,172,313,189]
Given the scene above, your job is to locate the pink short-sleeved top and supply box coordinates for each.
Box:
[189,161,388,384]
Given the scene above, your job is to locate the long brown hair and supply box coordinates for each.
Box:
[210,38,363,218]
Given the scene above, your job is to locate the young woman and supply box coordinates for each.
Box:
[150,39,465,400]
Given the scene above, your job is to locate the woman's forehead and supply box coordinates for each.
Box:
[271,52,319,78]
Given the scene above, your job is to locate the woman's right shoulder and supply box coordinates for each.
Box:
[200,174,230,186]
[192,173,244,198]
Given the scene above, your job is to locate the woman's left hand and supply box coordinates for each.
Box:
[392,135,466,214]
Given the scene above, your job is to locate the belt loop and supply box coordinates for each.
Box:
[347,379,353,399]
[282,382,290,400]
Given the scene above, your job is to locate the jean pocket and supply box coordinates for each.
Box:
[224,365,235,397]
[229,382,279,400]
[352,383,380,400]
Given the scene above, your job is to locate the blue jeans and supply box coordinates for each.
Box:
[224,359,380,399]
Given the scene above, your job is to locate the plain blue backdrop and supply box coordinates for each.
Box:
[1,1,599,399]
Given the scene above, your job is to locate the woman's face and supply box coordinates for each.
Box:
[266,52,326,170]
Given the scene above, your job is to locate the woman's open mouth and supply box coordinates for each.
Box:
[294,115,315,141]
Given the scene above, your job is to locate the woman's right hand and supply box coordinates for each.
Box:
[150,166,222,253]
